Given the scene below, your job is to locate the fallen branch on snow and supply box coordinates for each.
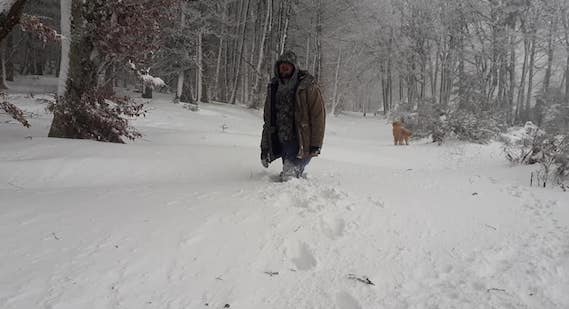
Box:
[347,274,375,286]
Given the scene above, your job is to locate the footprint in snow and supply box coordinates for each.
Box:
[289,242,317,271]
[335,291,362,309]
[320,217,346,239]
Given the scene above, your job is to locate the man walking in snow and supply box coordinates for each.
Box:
[260,50,326,180]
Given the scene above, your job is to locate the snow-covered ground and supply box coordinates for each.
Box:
[1,81,568,308]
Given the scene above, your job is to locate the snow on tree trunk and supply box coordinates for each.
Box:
[197,28,204,103]
[214,1,227,102]
[565,54,569,102]
[58,0,71,97]
[176,71,184,101]
[49,0,101,140]
[305,35,309,69]
[330,48,342,116]
[516,23,530,122]
[525,34,536,122]
[314,0,322,83]
[543,13,556,93]
[279,1,290,54]
[250,0,272,109]
[174,1,186,103]
[230,0,251,104]
[0,40,7,89]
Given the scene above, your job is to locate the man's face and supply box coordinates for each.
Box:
[278,62,294,79]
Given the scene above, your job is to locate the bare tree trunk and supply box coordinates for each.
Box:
[330,48,342,115]
[565,54,569,100]
[380,52,393,115]
[432,40,440,101]
[214,1,228,101]
[0,40,8,89]
[180,70,193,103]
[176,1,186,102]
[176,70,185,101]
[400,75,404,105]
[58,0,72,97]
[563,8,569,100]
[5,33,14,81]
[508,27,516,124]
[388,59,392,111]
[305,35,310,69]
[525,33,536,122]
[230,0,251,104]
[142,81,153,99]
[439,42,452,107]
[250,0,272,108]
[279,0,291,54]
[516,22,529,122]
[387,27,393,111]
[314,0,322,83]
[312,52,317,77]
[214,37,224,101]
[419,46,426,103]
[197,28,205,103]
[223,40,229,102]
[231,0,245,86]
[544,14,557,92]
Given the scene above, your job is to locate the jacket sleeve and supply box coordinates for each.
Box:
[260,84,271,151]
[308,83,326,148]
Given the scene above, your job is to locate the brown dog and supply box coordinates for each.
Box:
[392,121,412,145]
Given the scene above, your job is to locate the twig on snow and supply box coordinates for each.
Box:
[487,288,506,293]
[347,274,375,286]
[264,271,279,277]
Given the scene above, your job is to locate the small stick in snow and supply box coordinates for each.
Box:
[52,232,61,240]
[8,182,24,190]
[487,288,506,293]
[484,224,497,231]
[347,274,375,286]
[472,192,479,196]
[294,225,302,232]
[264,271,279,277]
[215,276,224,281]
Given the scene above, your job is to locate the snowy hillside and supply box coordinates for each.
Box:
[1,89,568,308]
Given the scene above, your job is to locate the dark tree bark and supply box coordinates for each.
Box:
[5,33,14,81]
[48,0,102,140]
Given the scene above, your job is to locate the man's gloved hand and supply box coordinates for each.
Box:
[261,151,270,168]
[309,146,321,157]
